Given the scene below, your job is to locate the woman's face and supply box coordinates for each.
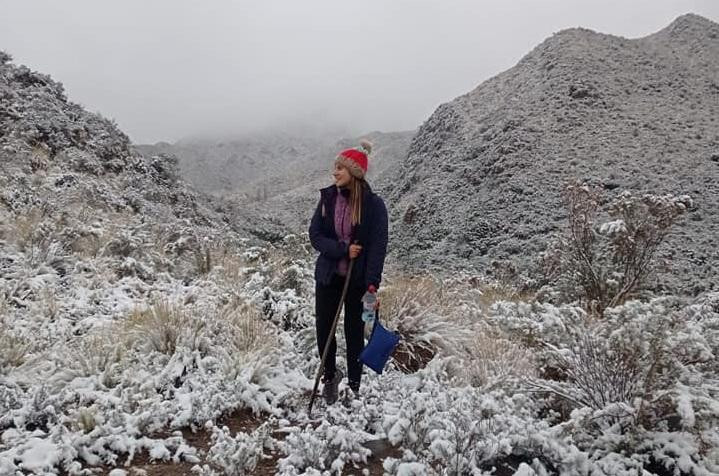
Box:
[333,162,352,188]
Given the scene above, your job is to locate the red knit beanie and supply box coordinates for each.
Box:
[336,139,373,179]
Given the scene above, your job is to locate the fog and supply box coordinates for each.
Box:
[1,0,717,143]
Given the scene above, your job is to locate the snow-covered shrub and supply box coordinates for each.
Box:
[696,291,719,314]
[516,298,719,473]
[66,211,127,259]
[239,238,315,331]
[554,182,692,315]
[149,153,180,185]
[525,300,676,410]
[526,328,649,413]
[381,359,568,474]
[116,256,154,281]
[474,294,719,472]
[0,380,24,429]
[277,420,372,474]
[262,234,315,299]
[486,300,586,348]
[205,421,273,476]
[383,380,490,469]
[254,285,310,331]
[12,385,58,433]
[104,228,144,259]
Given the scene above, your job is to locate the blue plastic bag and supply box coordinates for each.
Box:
[359,311,400,374]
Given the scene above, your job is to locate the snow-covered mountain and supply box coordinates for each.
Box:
[0,50,291,245]
[386,13,719,294]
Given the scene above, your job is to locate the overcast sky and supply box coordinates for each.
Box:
[2,1,718,144]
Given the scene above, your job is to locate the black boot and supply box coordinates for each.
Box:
[342,380,361,408]
[322,369,343,405]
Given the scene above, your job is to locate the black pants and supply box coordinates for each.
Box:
[315,273,365,388]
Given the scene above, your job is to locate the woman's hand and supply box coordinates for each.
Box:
[368,285,380,310]
[349,243,363,259]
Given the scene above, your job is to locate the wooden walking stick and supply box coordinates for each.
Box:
[308,257,355,416]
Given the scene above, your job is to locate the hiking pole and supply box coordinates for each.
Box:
[308,257,355,416]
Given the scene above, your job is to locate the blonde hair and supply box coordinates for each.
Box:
[348,176,364,226]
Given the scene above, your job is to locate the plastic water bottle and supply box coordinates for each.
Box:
[361,288,377,324]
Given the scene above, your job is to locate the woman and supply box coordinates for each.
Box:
[308,139,389,404]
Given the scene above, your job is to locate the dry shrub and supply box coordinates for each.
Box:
[39,288,59,320]
[12,207,43,247]
[69,210,130,259]
[474,285,524,312]
[213,247,249,284]
[0,329,30,372]
[0,299,30,372]
[194,239,212,275]
[189,235,240,277]
[124,299,202,355]
[263,235,314,294]
[57,329,127,388]
[463,331,536,389]
[218,301,281,382]
[380,275,471,373]
[461,281,536,320]
[556,181,691,315]
[123,296,278,379]
[10,205,55,264]
[29,143,51,171]
[220,301,273,354]
[154,227,248,279]
[69,406,99,433]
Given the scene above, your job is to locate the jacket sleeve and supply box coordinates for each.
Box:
[364,196,389,290]
[309,198,348,260]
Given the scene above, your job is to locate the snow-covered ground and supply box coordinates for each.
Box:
[2,222,719,474]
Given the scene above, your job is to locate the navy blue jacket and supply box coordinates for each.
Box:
[309,183,388,290]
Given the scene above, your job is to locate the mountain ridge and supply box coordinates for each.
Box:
[386,13,719,294]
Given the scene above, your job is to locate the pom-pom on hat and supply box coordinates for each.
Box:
[336,139,373,179]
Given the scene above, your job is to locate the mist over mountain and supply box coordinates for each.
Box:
[136,130,415,234]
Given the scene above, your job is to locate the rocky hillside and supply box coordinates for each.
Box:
[0,50,287,245]
[386,13,719,294]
